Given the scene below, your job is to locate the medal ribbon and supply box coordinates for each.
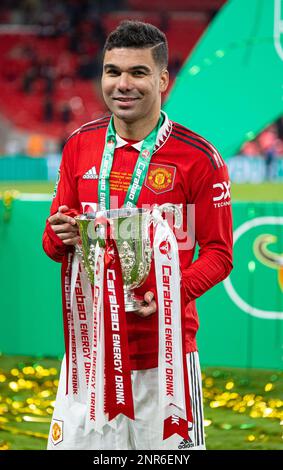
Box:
[98,112,164,211]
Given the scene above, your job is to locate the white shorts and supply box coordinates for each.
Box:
[47,351,205,450]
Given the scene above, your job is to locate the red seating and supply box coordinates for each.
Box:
[0,33,105,138]
[166,16,208,60]
[0,0,222,139]
[128,0,226,11]
[103,12,161,32]
[103,12,208,62]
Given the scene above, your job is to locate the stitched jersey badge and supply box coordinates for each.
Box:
[145,163,176,194]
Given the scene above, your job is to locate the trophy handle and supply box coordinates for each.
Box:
[151,203,183,229]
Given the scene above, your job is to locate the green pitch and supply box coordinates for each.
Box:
[0,355,282,450]
[0,181,282,201]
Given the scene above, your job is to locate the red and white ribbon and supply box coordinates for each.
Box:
[61,209,191,440]
[68,254,93,403]
[61,252,73,396]
[153,209,193,440]
[62,232,135,432]
[103,229,135,423]
[85,242,107,433]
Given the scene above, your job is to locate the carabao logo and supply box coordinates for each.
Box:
[224,216,283,320]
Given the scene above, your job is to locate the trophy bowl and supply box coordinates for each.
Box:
[75,207,152,312]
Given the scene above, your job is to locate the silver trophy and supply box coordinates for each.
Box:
[75,204,182,312]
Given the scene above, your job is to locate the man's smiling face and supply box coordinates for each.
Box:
[102,47,168,125]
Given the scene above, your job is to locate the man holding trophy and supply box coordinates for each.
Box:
[43,21,233,450]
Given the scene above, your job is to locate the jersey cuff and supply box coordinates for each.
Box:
[45,220,67,253]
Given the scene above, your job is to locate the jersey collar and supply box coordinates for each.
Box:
[115,111,171,152]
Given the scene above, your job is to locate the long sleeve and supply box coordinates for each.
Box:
[42,135,81,262]
[182,160,233,302]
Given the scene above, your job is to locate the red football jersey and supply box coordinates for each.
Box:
[43,113,233,370]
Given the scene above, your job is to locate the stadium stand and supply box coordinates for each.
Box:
[0,31,105,139]
[127,0,225,11]
[1,0,281,164]
[0,0,222,149]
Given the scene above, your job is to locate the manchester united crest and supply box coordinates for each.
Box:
[51,419,63,445]
[145,163,176,194]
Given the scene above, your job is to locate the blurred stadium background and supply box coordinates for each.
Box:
[0,0,282,451]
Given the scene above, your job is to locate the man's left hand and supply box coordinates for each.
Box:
[135,291,157,318]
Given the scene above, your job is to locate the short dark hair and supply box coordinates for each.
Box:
[103,20,168,69]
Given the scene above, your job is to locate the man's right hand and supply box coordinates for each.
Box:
[48,205,80,246]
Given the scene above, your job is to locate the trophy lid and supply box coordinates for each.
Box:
[96,207,147,220]
[75,207,149,221]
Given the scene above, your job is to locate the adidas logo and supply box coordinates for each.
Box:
[83,166,98,180]
[178,439,194,449]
